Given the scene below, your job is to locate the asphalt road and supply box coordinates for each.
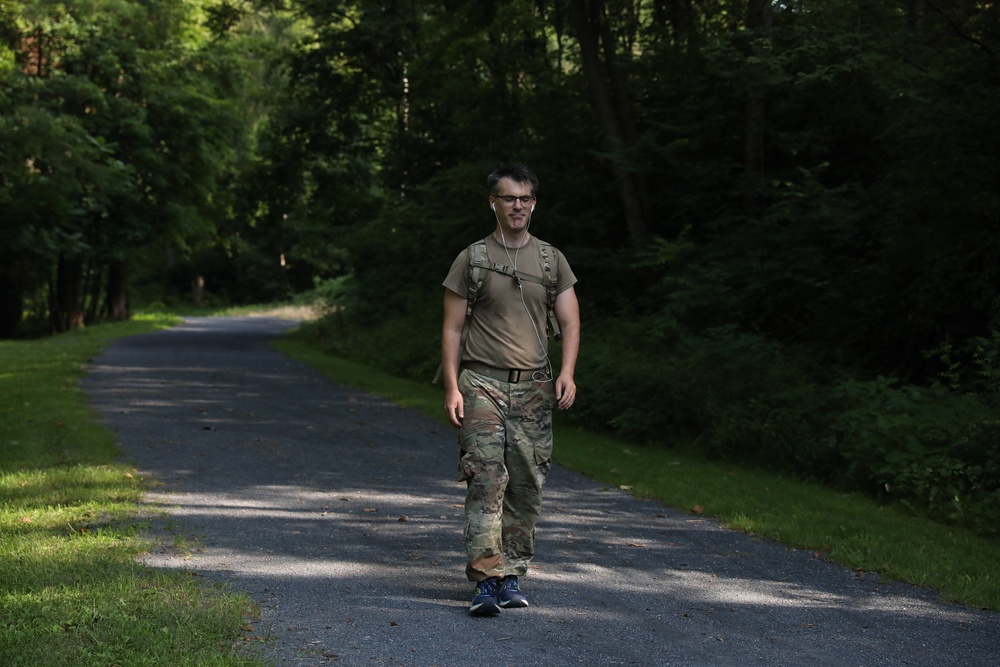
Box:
[81,316,1000,667]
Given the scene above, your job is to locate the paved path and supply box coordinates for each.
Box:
[81,317,999,667]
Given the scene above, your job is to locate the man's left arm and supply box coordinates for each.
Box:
[553,286,580,410]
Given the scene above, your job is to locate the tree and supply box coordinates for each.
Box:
[0,0,273,334]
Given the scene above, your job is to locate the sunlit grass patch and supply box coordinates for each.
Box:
[1,464,145,511]
[2,551,260,666]
[0,463,264,666]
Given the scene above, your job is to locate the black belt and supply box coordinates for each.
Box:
[461,361,545,384]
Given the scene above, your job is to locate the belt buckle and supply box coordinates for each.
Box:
[507,369,521,383]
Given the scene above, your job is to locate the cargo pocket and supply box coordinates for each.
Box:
[530,383,555,479]
[458,431,482,483]
[532,434,553,482]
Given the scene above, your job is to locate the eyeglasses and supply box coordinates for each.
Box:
[493,195,536,207]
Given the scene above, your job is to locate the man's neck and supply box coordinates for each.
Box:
[492,229,531,248]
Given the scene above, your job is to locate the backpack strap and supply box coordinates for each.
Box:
[466,240,489,317]
[458,239,492,361]
[537,241,562,341]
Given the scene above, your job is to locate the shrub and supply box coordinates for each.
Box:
[574,321,841,476]
[828,376,1000,535]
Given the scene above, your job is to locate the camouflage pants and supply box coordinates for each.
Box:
[458,368,556,582]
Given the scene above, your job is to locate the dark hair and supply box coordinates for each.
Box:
[487,161,539,196]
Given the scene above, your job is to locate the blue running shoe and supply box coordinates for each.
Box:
[470,577,501,616]
[497,575,529,608]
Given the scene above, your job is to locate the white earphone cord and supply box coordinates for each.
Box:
[494,204,553,383]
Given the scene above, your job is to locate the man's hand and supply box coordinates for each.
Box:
[555,374,576,410]
[445,387,465,427]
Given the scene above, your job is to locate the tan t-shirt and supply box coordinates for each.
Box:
[443,235,577,370]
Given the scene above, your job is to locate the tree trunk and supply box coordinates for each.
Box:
[105,260,130,322]
[0,269,24,338]
[569,0,648,247]
[84,264,103,323]
[51,256,86,333]
[743,0,773,212]
[596,2,651,221]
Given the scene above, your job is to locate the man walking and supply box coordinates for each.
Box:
[440,161,580,616]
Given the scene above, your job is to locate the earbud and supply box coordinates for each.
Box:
[531,204,535,212]
[491,203,496,211]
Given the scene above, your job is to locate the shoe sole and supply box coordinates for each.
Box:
[469,600,501,616]
[498,598,529,608]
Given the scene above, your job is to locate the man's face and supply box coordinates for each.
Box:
[490,177,535,234]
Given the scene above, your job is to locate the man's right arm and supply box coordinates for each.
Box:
[441,288,468,428]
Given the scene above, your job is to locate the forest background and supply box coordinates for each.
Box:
[2,0,999,538]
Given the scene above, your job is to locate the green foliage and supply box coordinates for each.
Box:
[829,376,1000,536]
[1,0,298,333]
[308,285,442,382]
[972,331,1000,393]
[573,319,838,472]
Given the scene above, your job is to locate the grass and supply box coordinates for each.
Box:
[0,314,265,667]
[276,321,1000,612]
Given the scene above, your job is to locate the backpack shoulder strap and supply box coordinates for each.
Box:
[536,240,562,340]
[456,240,490,368]
[466,239,489,317]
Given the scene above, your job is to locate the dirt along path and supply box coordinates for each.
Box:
[81,316,1000,667]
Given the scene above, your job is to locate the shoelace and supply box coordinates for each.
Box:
[478,578,500,596]
[501,577,519,592]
